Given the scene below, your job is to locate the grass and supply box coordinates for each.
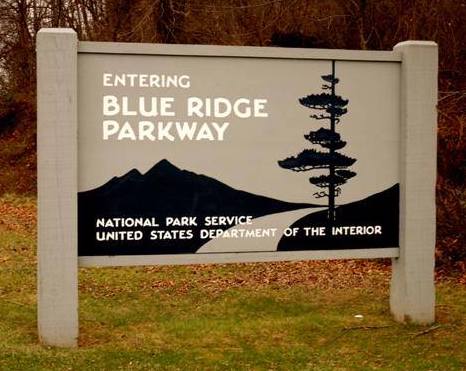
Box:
[1,194,466,370]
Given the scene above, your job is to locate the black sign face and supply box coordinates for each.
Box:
[77,51,400,257]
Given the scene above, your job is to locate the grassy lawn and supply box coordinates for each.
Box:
[0,194,465,370]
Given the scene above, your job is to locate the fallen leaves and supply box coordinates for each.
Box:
[137,260,393,296]
[0,195,36,236]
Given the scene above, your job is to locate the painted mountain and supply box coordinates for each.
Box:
[78,159,314,256]
[277,184,400,250]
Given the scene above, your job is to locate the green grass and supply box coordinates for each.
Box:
[1,194,466,370]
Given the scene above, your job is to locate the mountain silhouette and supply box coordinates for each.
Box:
[78,159,315,256]
[277,184,399,250]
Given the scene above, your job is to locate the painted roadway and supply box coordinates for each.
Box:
[197,207,324,253]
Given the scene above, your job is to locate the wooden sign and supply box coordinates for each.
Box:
[37,29,438,347]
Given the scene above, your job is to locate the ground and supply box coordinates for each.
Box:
[0,194,465,370]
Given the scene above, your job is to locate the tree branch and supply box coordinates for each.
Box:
[310,114,331,120]
[412,324,442,338]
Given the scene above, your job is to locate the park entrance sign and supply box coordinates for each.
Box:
[37,28,438,347]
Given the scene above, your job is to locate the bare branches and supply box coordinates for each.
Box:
[412,324,442,338]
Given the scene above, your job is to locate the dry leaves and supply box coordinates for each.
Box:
[140,260,393,295]
[0,196,36,235]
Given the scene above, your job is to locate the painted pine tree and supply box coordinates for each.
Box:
[278,61,356,222]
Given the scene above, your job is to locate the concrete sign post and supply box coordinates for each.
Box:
[389,41,438,323]
[37,28,437,347]
[37,29,78,347]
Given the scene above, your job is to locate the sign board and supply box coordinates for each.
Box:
[37,29,438,347]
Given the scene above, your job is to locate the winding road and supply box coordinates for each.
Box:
[197,207,324,253]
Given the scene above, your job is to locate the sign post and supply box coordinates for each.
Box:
[36,28,437,347]
[37,28,78,347]
[390,41,438,324]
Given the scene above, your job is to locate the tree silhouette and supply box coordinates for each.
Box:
[278,61,356,222]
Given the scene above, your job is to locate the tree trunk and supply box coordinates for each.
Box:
[328,60,336,222]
